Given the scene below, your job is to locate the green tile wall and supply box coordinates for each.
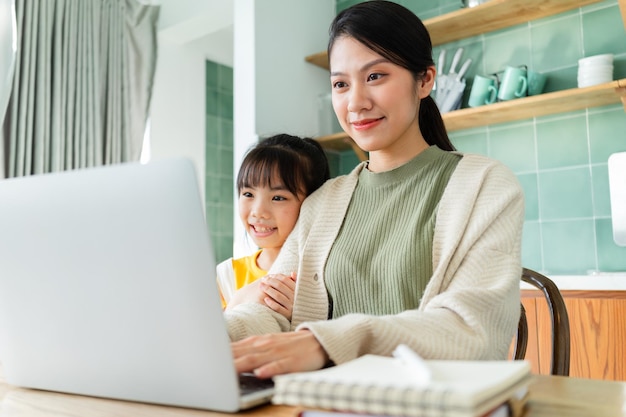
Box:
[451,106,626,275]
[204,59,357,262]
[336,0,461,18]
[205,60,234,264]
[327,149,363,177]
[334,0,626,274]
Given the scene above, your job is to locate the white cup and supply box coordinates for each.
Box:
[578,54,614,67]
[577,62,613,87]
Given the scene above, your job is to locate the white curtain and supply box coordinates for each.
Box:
[0,0,16,178]
[2,0,159,178]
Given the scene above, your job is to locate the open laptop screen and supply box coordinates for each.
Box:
[0,158,271,411]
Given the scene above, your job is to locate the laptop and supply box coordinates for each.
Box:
[0,158,274,412]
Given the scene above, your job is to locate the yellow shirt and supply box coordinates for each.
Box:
[232,249,267,291]
[217,249,267,307]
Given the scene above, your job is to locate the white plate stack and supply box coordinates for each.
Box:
[578,54,614,88]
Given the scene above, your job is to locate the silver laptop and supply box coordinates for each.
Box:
[0,158,274,412]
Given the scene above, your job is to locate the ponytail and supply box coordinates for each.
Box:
[419,96,455,151]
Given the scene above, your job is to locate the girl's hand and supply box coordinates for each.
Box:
[259,272,297,319]
[232,330,329,378]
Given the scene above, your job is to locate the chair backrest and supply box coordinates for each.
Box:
[513,268,570,376]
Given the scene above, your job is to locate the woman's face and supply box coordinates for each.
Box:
[329,36,435,170]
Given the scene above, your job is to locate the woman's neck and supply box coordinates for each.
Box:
[367,137,430,172]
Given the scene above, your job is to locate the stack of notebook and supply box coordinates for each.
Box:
[273,353,531,417]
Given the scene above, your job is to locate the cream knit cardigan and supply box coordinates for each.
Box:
[225,152,524,365]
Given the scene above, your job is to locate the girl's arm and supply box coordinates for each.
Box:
[226,272,297,319]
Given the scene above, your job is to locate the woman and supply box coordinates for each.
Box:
[226,0,524,378]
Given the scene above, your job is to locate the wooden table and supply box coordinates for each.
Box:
[1,374,625,417]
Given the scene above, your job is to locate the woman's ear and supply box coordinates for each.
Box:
[417,66,436,99]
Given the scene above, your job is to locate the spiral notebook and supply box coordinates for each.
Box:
[272,354,531,417]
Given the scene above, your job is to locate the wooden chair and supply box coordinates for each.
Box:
[512,268,571,376]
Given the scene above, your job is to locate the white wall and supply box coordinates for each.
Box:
[157,0,234,46]
[150,0,334,256]
[149,1,234,202]
[253,1,335,137]
[232,0,334,257]
[233,0,335,171]
[149,34,208,199]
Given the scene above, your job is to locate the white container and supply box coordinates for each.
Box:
[317,93,342,136]
[578,66,613,78]
[578,68,613,77]
[462,0,490,7]
[578,53,614,67]
[578,63,614,72]
[578,73,614,83]
[608,152,626,246]
[577,63,613,87]
[577,54,613,88]
[578,76,613,88]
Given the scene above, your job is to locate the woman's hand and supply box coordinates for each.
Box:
[259,272,296,319]
[232,330,329,378]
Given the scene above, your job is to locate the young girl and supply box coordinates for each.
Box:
[228,1,525,378]
[217,134,330,320]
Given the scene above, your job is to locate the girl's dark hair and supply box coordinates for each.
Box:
[327,0,455,151]
[237,134,331,199]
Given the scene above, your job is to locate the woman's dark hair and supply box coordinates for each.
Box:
[327,0,455,151]
[237,134,330,199]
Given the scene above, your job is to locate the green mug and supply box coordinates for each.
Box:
[498,66,527,101]
[468,75,498,107]
[527,70,547,96]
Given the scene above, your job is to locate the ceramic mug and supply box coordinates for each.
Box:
[468,75,498,107]
[498,66,527,101]
[527,70,547,96]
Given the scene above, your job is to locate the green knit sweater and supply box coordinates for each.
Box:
[326,146,460,317]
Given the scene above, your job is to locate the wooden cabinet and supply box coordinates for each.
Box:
[308,0,626,158]
[519,290,626,381]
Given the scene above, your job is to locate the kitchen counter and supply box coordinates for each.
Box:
[521,272,626,291]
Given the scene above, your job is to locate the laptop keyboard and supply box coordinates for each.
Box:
[239,373,275,395]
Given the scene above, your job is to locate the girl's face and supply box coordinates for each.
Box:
[238,176,304,251]
[329,36,435,171]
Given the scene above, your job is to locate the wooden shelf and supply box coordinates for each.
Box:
[305,51,329,71]
[317,79,626,156]
[426,0,602,46]
[444,79,626,131]
[305,0,605,70]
